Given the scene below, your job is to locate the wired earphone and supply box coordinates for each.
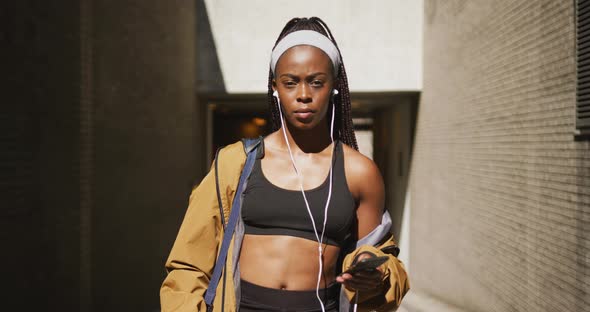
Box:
[272,88,338,312]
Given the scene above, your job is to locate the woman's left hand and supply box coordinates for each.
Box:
[336,253,385,291]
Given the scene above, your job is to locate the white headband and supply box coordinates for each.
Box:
[270,30,341,76]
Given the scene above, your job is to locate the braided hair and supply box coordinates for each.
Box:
[267,17,358,150]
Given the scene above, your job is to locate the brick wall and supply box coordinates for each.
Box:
[412,1,589,311]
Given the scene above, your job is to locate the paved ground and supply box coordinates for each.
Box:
[397,291,468,312]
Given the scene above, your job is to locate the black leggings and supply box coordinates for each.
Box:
[239,279,340,312]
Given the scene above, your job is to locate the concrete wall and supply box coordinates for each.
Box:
[3,1,85,310]
[4,1,201,311]
[93,1,199,310]
[411,1,588,311]
[203,0,423,93]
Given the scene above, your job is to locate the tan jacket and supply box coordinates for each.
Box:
[160,140,409,312]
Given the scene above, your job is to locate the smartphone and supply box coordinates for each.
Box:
[343,256,389,275]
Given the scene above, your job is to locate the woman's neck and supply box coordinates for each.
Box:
[279,120,333,154]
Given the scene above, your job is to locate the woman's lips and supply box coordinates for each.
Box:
[294,112,313,119]
[294,109,314,120]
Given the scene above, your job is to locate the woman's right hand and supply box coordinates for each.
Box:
[336,253,385,291]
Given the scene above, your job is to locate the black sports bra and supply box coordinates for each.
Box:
[241,140,356,247]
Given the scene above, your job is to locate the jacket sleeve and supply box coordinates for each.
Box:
[160,165,225,312]
[341,235,410,311]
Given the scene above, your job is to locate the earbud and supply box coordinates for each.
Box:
[273,90,280,113]
[332,89,339,96]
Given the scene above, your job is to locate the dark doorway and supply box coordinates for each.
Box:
[213,110,272,152]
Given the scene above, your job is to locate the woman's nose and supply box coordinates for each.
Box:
[296,84,312,103]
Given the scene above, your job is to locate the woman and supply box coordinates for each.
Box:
[161,17,409,312]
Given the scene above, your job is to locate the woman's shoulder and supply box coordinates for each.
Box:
[219,140,247,157]
[220,137,264,156]
[341,143,379,175]
[341,142,384,192]
[214,139,253,168]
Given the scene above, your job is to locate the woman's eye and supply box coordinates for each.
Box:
[311,80,324,87]
[283,81,297,87]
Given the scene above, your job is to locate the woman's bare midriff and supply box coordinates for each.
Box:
[239,234,341,290]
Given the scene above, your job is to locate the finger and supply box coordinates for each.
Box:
[356,253,374,262]
[345,281,377,289]
[339,273,353,280]
[344,273,384,290]
[347,274,382,285]
[348,278,382,289]
[341,273,353,279]
[348,273,383,284]
[347,278,382,290]
[349,275,382,285]
[336,273,353,284]
[343,280,381,291]
[352,270,383,279]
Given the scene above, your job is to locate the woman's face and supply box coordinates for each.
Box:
[273,45,335,131]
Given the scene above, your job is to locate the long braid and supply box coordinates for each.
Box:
[313,18,359,150]
[267,17,358,150]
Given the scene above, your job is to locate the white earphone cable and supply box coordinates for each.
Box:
[274,91,336,312]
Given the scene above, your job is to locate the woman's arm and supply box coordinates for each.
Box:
[353,155,385,239]
[160,168,223,312]
[341,234,410,311]
[337,150,385,290]
[160,142,246,312]
[338,147,410,310]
